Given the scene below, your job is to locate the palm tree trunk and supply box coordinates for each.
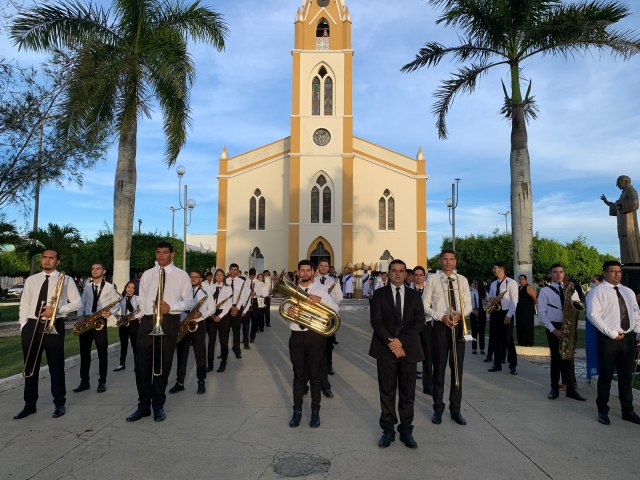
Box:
[510,102,533,282]
[113,119,137,291]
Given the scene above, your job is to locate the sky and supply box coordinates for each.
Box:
[2,0,640,263]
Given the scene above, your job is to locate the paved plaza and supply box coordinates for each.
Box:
[0,308,638,480]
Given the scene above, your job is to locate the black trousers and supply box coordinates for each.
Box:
[79,325,108,384]
[546,322,576,390]
[325,334,335,368]
[470,311,486,351]
[376,357,417,435]
[229,312,242,354]
[432,321,465,414]
[135,314,179,410]
[289,330,324,410]
[597,332,636,414]
[419,322,433,390]
[304,338,331,391]
[175,322,207,384]
[118,320,139,366]
[249,307,265,340]
[264,296,271,326]
[516,310,535,346]
[207,315,230,364]
[21,318,66,409]
[491,310,517,368]
[241,310,251,344]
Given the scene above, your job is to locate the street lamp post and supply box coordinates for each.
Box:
[169,207,180,237]
[499,210,510,234]
[176,166,196,269]
[446,178,461,251]
[137,219,142,234]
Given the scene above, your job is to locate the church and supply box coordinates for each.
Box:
[215,0,428,273]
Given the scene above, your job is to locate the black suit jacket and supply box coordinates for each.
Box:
[369,284,425,363]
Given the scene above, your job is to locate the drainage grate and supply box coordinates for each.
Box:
[273,453,331,477]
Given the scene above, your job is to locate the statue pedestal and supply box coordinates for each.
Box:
[622,264,640,294]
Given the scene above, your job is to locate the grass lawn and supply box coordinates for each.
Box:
[0,303,19,323]
[0,327,120,379]
[533,325,586,349]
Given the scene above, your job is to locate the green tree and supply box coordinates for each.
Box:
[0,218,22,251]
[0,250,30,277]
[402,0,640,283]
[11,0,228,289]
[186,250,216,273]
[23,222,82,271]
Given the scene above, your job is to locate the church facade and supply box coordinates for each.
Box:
[215,0,428,272]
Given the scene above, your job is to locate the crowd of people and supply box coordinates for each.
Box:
[12,244,640,449]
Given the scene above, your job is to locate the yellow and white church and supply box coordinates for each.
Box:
[215,0,428,272]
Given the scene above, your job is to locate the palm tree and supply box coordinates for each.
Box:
[402,0,640,280]
[0,220,22,251]
[25,222,83,263]
[11,0,228,288]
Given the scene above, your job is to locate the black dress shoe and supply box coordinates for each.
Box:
[234,350,242,359]
[97,383,106,393]
[126,408,151,422]
[451,412,467,425]
[169,383,185,394]
[598,413,611,425]
[488,366,502,372]
[378,432,395,448]
[113,365,125,372]
[250,339,255,343]
[13,407,36,419]
[243,343,251,350]
[509,367,517,375]
[548,389,559,400]
[399,433,417,449]
[621,411,640,425]
[206,363,214,372]
[197,383,206,394]
[154,408,166,422]
[73,383,90,393]
[52,405,65,418]
[416,370,423,379]
[289,408,302,428]
[217,354,222,359]
[328,366,335,375]
[217,363,226,373]
[310,409,320,428]
[480,350,485,355]
[472,350,477,354]
[322,388,334,398]
[566,390,587,401]
[423,386,433,396]
[431,412,442,424]
[483,357,492,363]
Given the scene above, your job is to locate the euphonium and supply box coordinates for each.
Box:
[177,294,208,343]
[273,272,341,337]
[559,280,585,361]
[73,295,122,336]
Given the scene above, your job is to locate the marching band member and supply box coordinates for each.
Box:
[15,248,82,419]
[170,270,212,395]
[247,270,269,343]
[423,250,472,426]
[486,262,519,375]
[126,242,192,423]
[413,266,433,395]
[114,281,139,372]
[74,263,120,394]
[225,263,246,359]
[262,270,273,328]
[315,258,342,380]
[206,269,232,372]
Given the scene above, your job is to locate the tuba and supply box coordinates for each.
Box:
[559,280,585,360]
[272,272,341,337]
[73,295,122,336]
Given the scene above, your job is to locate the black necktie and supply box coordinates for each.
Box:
[35,274,50,317]
[126,296,134,313]
[448,278,457,311]
[92,284,99,313]
[214,286,220,301]
[250,281,254,291]
[558,284,564,310]
[614,287,631,331]
[395,287,402,325]
[320,277,326,285]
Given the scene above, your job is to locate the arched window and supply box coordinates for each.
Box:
[311,174,332,224]
[249,247,264,273]
[316,19,330,50]
[379,189,395,230]
[311,66,333,116]
[249,188,265,230]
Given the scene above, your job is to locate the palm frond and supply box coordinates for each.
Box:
[499,79,538,122]
[155,0,228,50]
[401,40,505,72]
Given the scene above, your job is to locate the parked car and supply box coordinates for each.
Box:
[7,284,24,298]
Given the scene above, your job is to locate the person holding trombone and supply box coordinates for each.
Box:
[15,248,81,420]
[423,249,472,426]
[126,242,192,423]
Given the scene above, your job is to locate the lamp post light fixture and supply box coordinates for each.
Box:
[175,165,196,269]
[137,219,142,234]
[499,210,510,234]
[446,178,461,251]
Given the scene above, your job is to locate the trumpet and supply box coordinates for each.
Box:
[23,273,65,378]
[150,267,166,377]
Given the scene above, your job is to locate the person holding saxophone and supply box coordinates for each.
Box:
[126,242,192,423]
[486,262,519,375]
[423,249,472,426]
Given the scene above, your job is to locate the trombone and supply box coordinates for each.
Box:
[444,274,471,389]
[150,267,166,377]
[23,273,65,378]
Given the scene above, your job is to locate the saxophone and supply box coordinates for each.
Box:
[559,280,585,360]
[73,295,122,336]
[177,294,208,343]
[484,290,507,314]
[116,305,140,327]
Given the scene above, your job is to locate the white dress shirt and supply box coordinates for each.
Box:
[136,263,193,317]
[237,278,269,312]
[488,277,518,317]
[537,283,579,332]
[586,280,640,339]
[19,270,82,329]
[423,272,472,323]
[209,282,233,318]
[225,276,246,307]
[80,280,120,316]
[314,274,343,304]
[289,283,339,331]
[182,286,210,322]
[119,295,140,317]
[470,288,480,310]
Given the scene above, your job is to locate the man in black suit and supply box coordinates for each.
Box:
[369,259,425,449]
